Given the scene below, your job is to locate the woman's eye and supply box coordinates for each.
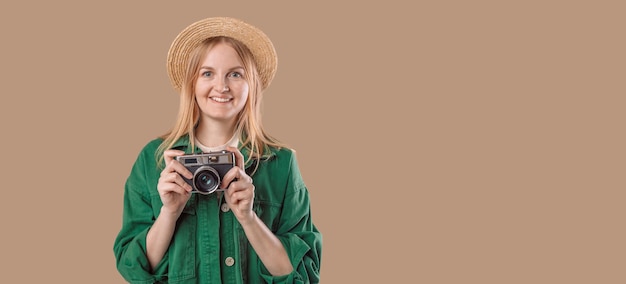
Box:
[230,72,242,78]
[201,71,212,77]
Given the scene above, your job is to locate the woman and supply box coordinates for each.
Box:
[114,17,322,283]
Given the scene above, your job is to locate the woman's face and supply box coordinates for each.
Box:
[194,42,249,125]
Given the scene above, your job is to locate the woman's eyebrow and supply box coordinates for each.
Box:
[199,66,244,70]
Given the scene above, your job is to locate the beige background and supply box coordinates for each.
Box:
[1,1,624,283]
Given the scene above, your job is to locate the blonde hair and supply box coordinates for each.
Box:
[157,36,284,171]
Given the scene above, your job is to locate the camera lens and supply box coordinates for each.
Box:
[193,167,220,194]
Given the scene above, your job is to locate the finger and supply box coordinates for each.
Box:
[161,160,193,179]
[163,149,186,165]
[221,167,249,189]
[226,180,246,193]
[226,146,244,169]
[158,182,190,196]
[160,172,192,192]
[165,159,193,179]
[221,167,238,189]
[225,182,254,205]
[171,172,193,191]
[160,160,192,180]
[228,189,254,206]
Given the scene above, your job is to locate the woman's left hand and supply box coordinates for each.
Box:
[221,146,256,224]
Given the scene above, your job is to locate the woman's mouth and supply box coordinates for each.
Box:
[211,97,232,103]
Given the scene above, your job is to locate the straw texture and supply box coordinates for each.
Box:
[167,17,277,91]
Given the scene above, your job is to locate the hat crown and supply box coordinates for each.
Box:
[167,17,277,92]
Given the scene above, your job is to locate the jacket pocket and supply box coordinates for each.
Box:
[253,199,283,232]
[167,202,197,282]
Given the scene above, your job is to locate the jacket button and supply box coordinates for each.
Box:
[225,257,235,267]
[221,203,230,212]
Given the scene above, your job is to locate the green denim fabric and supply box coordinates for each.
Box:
[113,135,322,283]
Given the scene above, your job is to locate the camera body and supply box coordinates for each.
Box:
[176,150,236,195]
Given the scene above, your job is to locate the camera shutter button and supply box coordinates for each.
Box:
[221,203,230,212]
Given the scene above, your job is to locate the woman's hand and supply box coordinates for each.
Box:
[222,146,256,224]
[157,149,193,216]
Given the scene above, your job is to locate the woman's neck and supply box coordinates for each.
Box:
[195,120,236,148]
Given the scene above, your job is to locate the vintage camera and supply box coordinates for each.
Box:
[176,150,236,194]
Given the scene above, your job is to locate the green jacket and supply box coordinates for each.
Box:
[113,135,322,283]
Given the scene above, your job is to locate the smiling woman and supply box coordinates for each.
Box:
[113,17,322,284]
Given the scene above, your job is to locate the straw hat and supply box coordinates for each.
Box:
[166,17,277,91]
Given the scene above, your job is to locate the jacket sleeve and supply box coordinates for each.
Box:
[259,151,323,284]
[113,147,169,284]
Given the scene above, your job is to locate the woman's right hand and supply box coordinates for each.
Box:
[157,149,193,216]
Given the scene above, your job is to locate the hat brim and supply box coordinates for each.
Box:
[167,17,277,91]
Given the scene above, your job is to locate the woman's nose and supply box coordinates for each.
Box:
[216,77,229,93]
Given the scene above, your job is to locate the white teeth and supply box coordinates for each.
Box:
[211,97,231,103]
